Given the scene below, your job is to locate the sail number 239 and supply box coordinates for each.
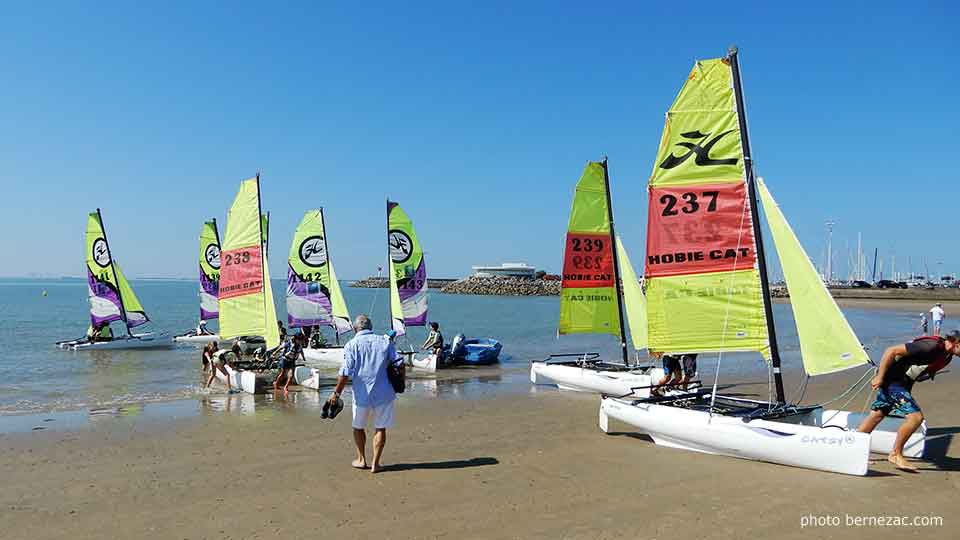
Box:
[660,191,719,216]
[223,252,252,266]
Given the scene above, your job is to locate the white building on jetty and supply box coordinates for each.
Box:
[472,262,537,279]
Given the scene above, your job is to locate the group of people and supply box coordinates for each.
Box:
[919,303,946,336]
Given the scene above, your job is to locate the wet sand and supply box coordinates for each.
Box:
[1,371,957,539]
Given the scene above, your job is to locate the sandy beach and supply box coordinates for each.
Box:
[2,368,957,540]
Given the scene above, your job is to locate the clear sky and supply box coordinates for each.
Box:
[2,1,956,280]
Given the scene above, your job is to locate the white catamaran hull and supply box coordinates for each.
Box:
[820,409,926,458]
[599,398,871,476]
[293,366,331,390]
[62,333,174,351]
[173,332,220,345]
[406,353,437,372]
[214,364,276,395]
[302,347,345,367]
[530,361,660,398]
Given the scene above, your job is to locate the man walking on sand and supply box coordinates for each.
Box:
[858,330,959,470]
[328,315,398,473]
[929,303,945,336]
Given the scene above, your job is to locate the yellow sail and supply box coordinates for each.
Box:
[558,161,621,337]
[644,57,769,356]
[218,177,280,349]
[616,237,647,351]
[113,262,149,328]
[757,178,868,376]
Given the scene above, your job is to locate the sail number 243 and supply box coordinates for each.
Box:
[659,191,719,216]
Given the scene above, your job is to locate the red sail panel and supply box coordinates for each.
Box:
[645,182,756,278]
[561,232,615,289]
[219,245,264,300]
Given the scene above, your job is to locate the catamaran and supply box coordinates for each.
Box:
[213,175,282,393]
[285,209,354,389]
[174,220,222,344]
[386,200,434,371]
[597,48,923,476]
[529,160,659,396]
[57,209,172,350]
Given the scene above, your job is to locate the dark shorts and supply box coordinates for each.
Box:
[280,357,296,370]
[662,355,681,374]
[681,354,697,378]
[871,385,921,416]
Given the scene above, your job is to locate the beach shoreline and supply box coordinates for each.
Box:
[2,370,957,540]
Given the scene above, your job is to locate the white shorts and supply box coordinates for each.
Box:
[352,400,395,430]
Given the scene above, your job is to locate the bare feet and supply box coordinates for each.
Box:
[370,462,381,474]
[888,453,917,471]
[352,459,368,470]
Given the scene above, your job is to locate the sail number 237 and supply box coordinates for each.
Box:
[659,191,719,216]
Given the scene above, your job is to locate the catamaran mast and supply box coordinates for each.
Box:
[97,208,131,336]
[318,207,339,344]
[727,46,786,404]
[254,173,269,336]
[600,158,630,366]
[386,199,393,332]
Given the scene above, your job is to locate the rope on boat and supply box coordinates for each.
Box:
[708,180,753,419]
[816,367,875,425]
[791,374,810,405]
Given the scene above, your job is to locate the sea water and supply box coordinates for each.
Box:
[0,278,923,420]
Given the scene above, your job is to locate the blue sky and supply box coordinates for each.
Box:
[2,1,956,280]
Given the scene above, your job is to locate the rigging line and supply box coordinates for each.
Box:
[792,374,811,406]
[816,367,875,425]
[369,264,383,316]
[709,180,753,418]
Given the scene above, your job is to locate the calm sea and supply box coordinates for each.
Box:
[0,278,923,418]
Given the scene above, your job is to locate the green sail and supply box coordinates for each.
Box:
[198,220,221,320]
[558,161,621,338]
[757,178,869,376]
[219,177,281,349]
[286,209,351,334]
[616,236,647,351]
[387,200,428,335]
[113,262,149,327]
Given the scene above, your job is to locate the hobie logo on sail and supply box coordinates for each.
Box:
[389,230,413,264]
[299,236,327,267]
[205,244,221,269]
[92,238,111,267]
[659,130,738,169]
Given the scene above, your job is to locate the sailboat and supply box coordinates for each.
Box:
[57,209,172,350]
[386,200,433,371]
[213,175,282,393]
[597,48,923,475]
[529,160,659,396]
[174,220,222,344]
[284,209,354,389]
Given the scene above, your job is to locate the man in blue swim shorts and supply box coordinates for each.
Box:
[858,330,959,470]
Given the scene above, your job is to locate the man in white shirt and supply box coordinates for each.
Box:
[929,303,945,336]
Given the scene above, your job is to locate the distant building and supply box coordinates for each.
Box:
[472,262,537,279]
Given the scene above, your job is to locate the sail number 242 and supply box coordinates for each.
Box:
[660,191,719,216]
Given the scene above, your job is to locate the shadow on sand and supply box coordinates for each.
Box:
[379,457,499,473]
[920,426,959,471]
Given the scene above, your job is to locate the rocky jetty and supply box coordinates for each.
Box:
[441,276,561,296]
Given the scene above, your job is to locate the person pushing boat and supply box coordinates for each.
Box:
[274,334,305,392]
[201,341,218,372]
[858,330,959,470]
[205,342,241,392]
[86,323,113,343]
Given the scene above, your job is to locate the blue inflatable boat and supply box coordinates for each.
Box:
[450,335,502,365]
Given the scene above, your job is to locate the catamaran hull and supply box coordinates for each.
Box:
[407,353,437,372]
[530,361,659,398]
[173,332,220,344]
[214,364,276,394]
[599,398,871,476]
[820,409,926,458]
[62,333,174,351]
[293,366,331,390]
[302,347,345,367]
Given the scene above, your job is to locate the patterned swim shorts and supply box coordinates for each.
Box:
[871,385,922,416]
